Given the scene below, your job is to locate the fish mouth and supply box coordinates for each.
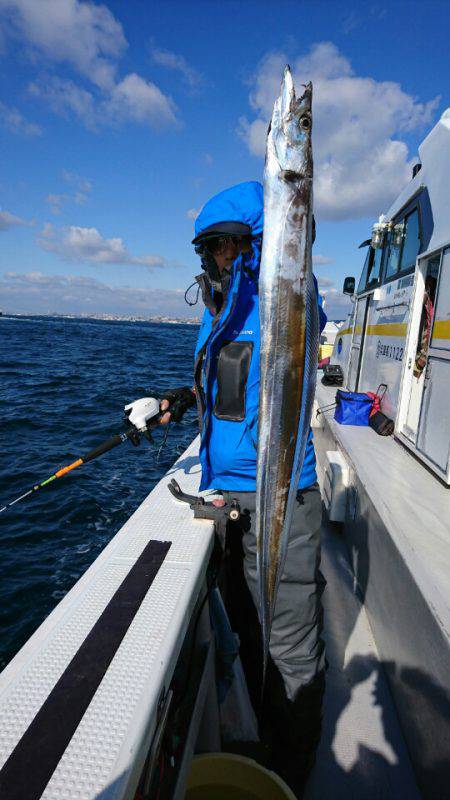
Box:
[280,64,295,117]
[279,66,312,122]
[298,81,312,105]
[297,82,312,124]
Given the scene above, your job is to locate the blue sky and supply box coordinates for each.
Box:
[0,0,448,319]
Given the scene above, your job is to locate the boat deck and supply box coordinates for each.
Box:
[305,515,419,799]
[314,380,450,627]
[313,379,450,798]
[0,434,426,799]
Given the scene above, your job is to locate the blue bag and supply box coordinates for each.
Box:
[334,390,373,426]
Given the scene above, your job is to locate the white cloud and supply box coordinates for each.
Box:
[0,271,196,317]
[341,11,361,35]
[4,270,52,283]
[1,270,347,320]
[187,207,201,221]
[150,43,204,89]
[0,99,42,136]
[45,193,66,215]
[74,191,88,205]
[61,169,92,193]
[28,73,178,130]
[28,75,97,127]
[342,6,387,35]
[40,221,53,237]
[37,223,166,268]
[104,73,178,128]
[240,43,440,220]
[45,171,92,214]
[0,209,29,230]
[313,253,333,265]
[0,0,126,89]
[317,276,335,288]
[2,0,179,131]
[319,286,352,319]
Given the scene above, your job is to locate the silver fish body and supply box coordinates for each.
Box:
[256,67,319,677]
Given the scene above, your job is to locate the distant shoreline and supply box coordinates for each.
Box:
[1,312,201,325]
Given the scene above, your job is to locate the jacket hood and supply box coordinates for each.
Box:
[194,181,264,240]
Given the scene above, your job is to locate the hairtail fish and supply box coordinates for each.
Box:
[256,66,319,684]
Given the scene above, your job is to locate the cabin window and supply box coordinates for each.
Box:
[386,226,403,278]
[367,246,383,286]
[400,209,420,270]
[357,248,371,293]
[385,208,420,280]
[357,245,383,293]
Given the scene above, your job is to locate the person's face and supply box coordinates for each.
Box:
[205,236,252,273]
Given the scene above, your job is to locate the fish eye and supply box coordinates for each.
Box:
[299,114,311,130]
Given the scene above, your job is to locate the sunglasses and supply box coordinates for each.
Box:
[201,235,244,256]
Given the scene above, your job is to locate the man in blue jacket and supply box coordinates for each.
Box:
[161,181,326,795]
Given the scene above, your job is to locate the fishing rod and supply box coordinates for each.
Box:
[0,397,162,515]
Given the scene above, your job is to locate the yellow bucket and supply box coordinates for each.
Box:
[185,753,296,800]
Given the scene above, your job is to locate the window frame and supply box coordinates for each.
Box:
[356,241,386,296]
[355,187,431,297]
[382,200,423,285]
[366,242,385,289]
[357,246,372,295]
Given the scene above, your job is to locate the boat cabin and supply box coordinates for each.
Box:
[332,108,450,484]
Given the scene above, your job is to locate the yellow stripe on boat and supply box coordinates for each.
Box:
[339,320,450,341]
[366,323,408,336]
[433,320,450,339]
[339,323,407,337]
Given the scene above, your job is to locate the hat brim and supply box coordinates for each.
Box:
[192,221,252,246]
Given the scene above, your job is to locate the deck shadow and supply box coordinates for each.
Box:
[166,455,202,477]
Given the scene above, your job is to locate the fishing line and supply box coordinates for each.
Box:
[155,421,172,463]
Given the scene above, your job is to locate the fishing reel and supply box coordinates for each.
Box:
[124,397,161,443]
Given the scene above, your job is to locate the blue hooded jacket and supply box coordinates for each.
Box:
[193,181,326,492]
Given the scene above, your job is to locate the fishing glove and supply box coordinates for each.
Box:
[162,386,196,422]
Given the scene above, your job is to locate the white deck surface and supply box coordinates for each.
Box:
[305,517,420,799]
[315,381,450,642]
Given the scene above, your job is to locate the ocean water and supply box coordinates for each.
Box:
[0,315,199,670]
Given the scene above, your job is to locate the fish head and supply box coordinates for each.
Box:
[267,66,313,182]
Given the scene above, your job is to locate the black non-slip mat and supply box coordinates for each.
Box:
[0,538,171,800]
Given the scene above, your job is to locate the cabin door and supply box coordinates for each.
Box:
[401,256,440,441]
[416,249,450,477]
[347,295,370,390]
[398,248,450,482]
